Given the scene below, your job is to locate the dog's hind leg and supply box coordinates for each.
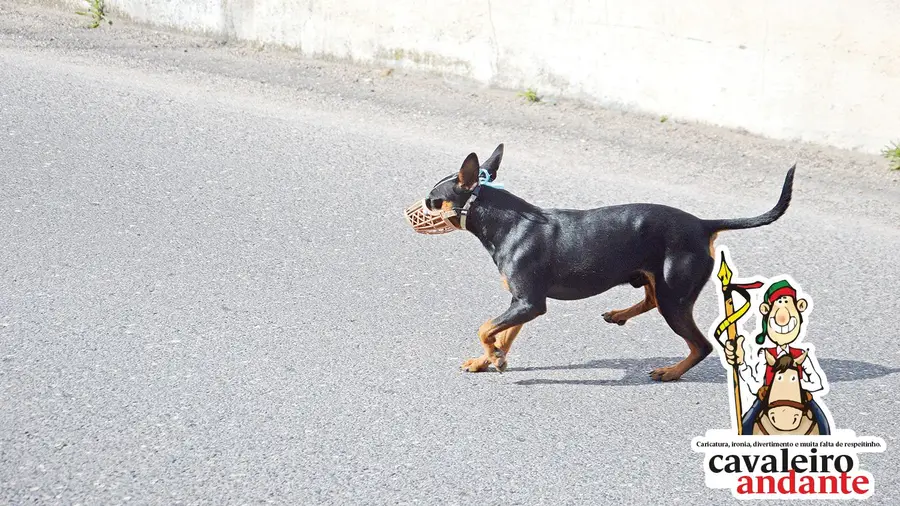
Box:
[648,255,715,382]
[649,305,713,382]
[602,272,657,326]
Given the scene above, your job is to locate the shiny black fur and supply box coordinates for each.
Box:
[423,144,795,379]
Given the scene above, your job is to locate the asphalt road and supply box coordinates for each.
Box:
[1,3,899,505]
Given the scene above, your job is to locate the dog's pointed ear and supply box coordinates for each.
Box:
[480,143,504,181]
[458,152,480,188]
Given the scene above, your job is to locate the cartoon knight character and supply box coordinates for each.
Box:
[724,279,831,435]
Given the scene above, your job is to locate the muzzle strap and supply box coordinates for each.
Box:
[404,170,500,235]
[456,185,481,231]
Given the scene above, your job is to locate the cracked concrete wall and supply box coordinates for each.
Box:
[59,0,900,154]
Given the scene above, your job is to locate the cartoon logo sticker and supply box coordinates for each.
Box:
[692,245,886,500]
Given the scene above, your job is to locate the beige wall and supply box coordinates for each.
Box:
[64,0,900,154]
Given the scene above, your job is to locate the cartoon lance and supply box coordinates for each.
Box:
[724,277,832,436]
[712,252,764,435]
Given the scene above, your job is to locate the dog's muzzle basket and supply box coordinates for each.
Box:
[404,199,458,235]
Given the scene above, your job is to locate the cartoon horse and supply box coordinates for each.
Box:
[751,353,821,436]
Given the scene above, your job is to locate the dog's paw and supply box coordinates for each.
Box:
[602,311,627,326]
[649,366,682,382]
[488,350,508,373]
[461,356,491,373]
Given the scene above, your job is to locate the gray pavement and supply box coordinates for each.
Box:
[1,3,898,505]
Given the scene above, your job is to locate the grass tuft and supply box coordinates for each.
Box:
[518,88,540,103]
[76,0,110,29]
[881,140,900,171]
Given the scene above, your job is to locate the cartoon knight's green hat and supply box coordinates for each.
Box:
[756,279,799,345]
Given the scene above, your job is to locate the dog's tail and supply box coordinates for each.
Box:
[703,165,795,233]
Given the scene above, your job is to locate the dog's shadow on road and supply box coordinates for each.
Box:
[511,357,900,387]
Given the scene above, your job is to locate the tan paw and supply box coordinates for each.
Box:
[461,356,491,373]
[649,365,682,382]
[602,311,627,326]
[487,349,508,373]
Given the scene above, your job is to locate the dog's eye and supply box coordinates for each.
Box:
[429,199,444,210]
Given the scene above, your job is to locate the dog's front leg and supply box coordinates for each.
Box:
[494,325,524,355]
[460,324,525,371]
[462,298,546,373]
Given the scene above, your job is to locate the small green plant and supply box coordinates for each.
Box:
[76,0,110,29]
[660,115,669,123]
[882,140,900,171]
[518,88,540,103]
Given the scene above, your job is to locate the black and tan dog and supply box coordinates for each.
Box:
[407,144,795,381]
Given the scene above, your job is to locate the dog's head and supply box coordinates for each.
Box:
[404,143,504,234]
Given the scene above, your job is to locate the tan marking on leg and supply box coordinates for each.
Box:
[500,276,509,292]
[603,272,658,325]
[479,320,508,371]
[650,339,710,381]
[708,232,719,258]
[464,302,543,373]
[478,320,499,351]
[494,324,523,354]
[461,321,503,373]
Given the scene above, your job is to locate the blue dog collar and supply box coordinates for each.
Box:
[478,168,504,189]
